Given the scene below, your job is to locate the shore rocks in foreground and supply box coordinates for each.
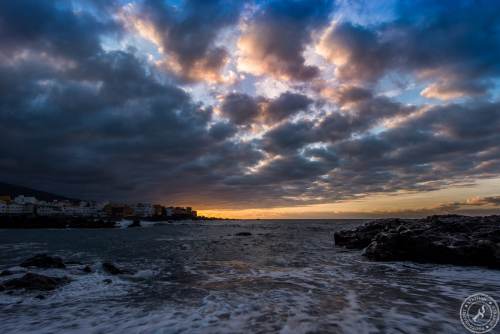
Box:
[235,232,252,236]
[102,262,130,275]
[21,254,66,269]
[334,215,500,269]
[0,273,70,291]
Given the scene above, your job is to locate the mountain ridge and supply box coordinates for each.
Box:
[0,182,78,202]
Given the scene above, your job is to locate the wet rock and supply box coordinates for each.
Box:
[1,273,70,291]
[128,219,141,228]
[21,254,66,269]
[102,262,126,275]
[235,232,252,236]
[102,279,112,284]
[335,215,500,268]
[334,218,407,249]
[82,265,92,273]
[35,294,45,300]
[0,270,13,276]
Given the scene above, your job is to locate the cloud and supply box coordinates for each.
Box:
[317,0,500,99]
[237,0,334,81]
[317,22,393,83]
[219,91,313,126]
[123,0,244,83]
[261,92,313,122]
[219,92,261,125]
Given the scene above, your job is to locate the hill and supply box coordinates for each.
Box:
[0,182,77,202]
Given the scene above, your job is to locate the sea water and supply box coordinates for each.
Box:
[0,220,499,333]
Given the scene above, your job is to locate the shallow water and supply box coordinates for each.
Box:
[0,219,499,333]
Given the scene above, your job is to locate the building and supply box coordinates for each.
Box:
[165,206,197,218]
[132,203,154,217]
[2,203,35,215]
[36,204,63,216]
[153,204,164,216]
[103,204,134,218]
[165,207,174,217]
[62,204,98,217]
[14,195,37,205]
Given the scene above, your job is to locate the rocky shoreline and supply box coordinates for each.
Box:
[0,254,130,293]
[334,215,500,269]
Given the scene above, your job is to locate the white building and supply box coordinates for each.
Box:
[133,203,154,217]
[165,207,173,217]
[36,205,63,216]
[62,204,98,217]
[14,195,37,205]
[2,203,34,215]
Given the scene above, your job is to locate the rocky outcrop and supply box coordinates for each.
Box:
[334,215,500,269]
[102,262,127,275]
[21,254,66,269]
[235,232,252,236]
[0,270,13,276]
[334,218,407,249]
[1,273,70,291]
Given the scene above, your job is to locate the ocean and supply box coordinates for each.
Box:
[0,219,499,333]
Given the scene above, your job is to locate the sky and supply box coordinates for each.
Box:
[0,0,499,218]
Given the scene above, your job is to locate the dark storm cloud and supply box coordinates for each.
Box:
[0,0,117,60]
[238,0,334,81]
[219,91,313,126]
[219,93,261,125]
[261,120,318,153]
[261,92,313,123]
[0,0,260,204]
[138,0,244,82]
[319,0,500,98]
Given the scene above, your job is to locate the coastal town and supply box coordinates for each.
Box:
[0,194,198,220]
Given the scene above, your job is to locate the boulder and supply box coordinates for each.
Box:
[235,232,252,236]
[102,262,125,275]
[82,265,92,273]
[21,254,66,269]
[335,215,500,269]
[0,270,13,276]
[1,273,70,291]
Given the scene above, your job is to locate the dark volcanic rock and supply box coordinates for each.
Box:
[334,218,407,249]
[1,273,70,291]
[103,279,113,284]
[102,262,125,275]
[235,232,252,236]
[21,254,66,269]
[82,265,92,273]
[0,270,13,276]
[335,215,500,269]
